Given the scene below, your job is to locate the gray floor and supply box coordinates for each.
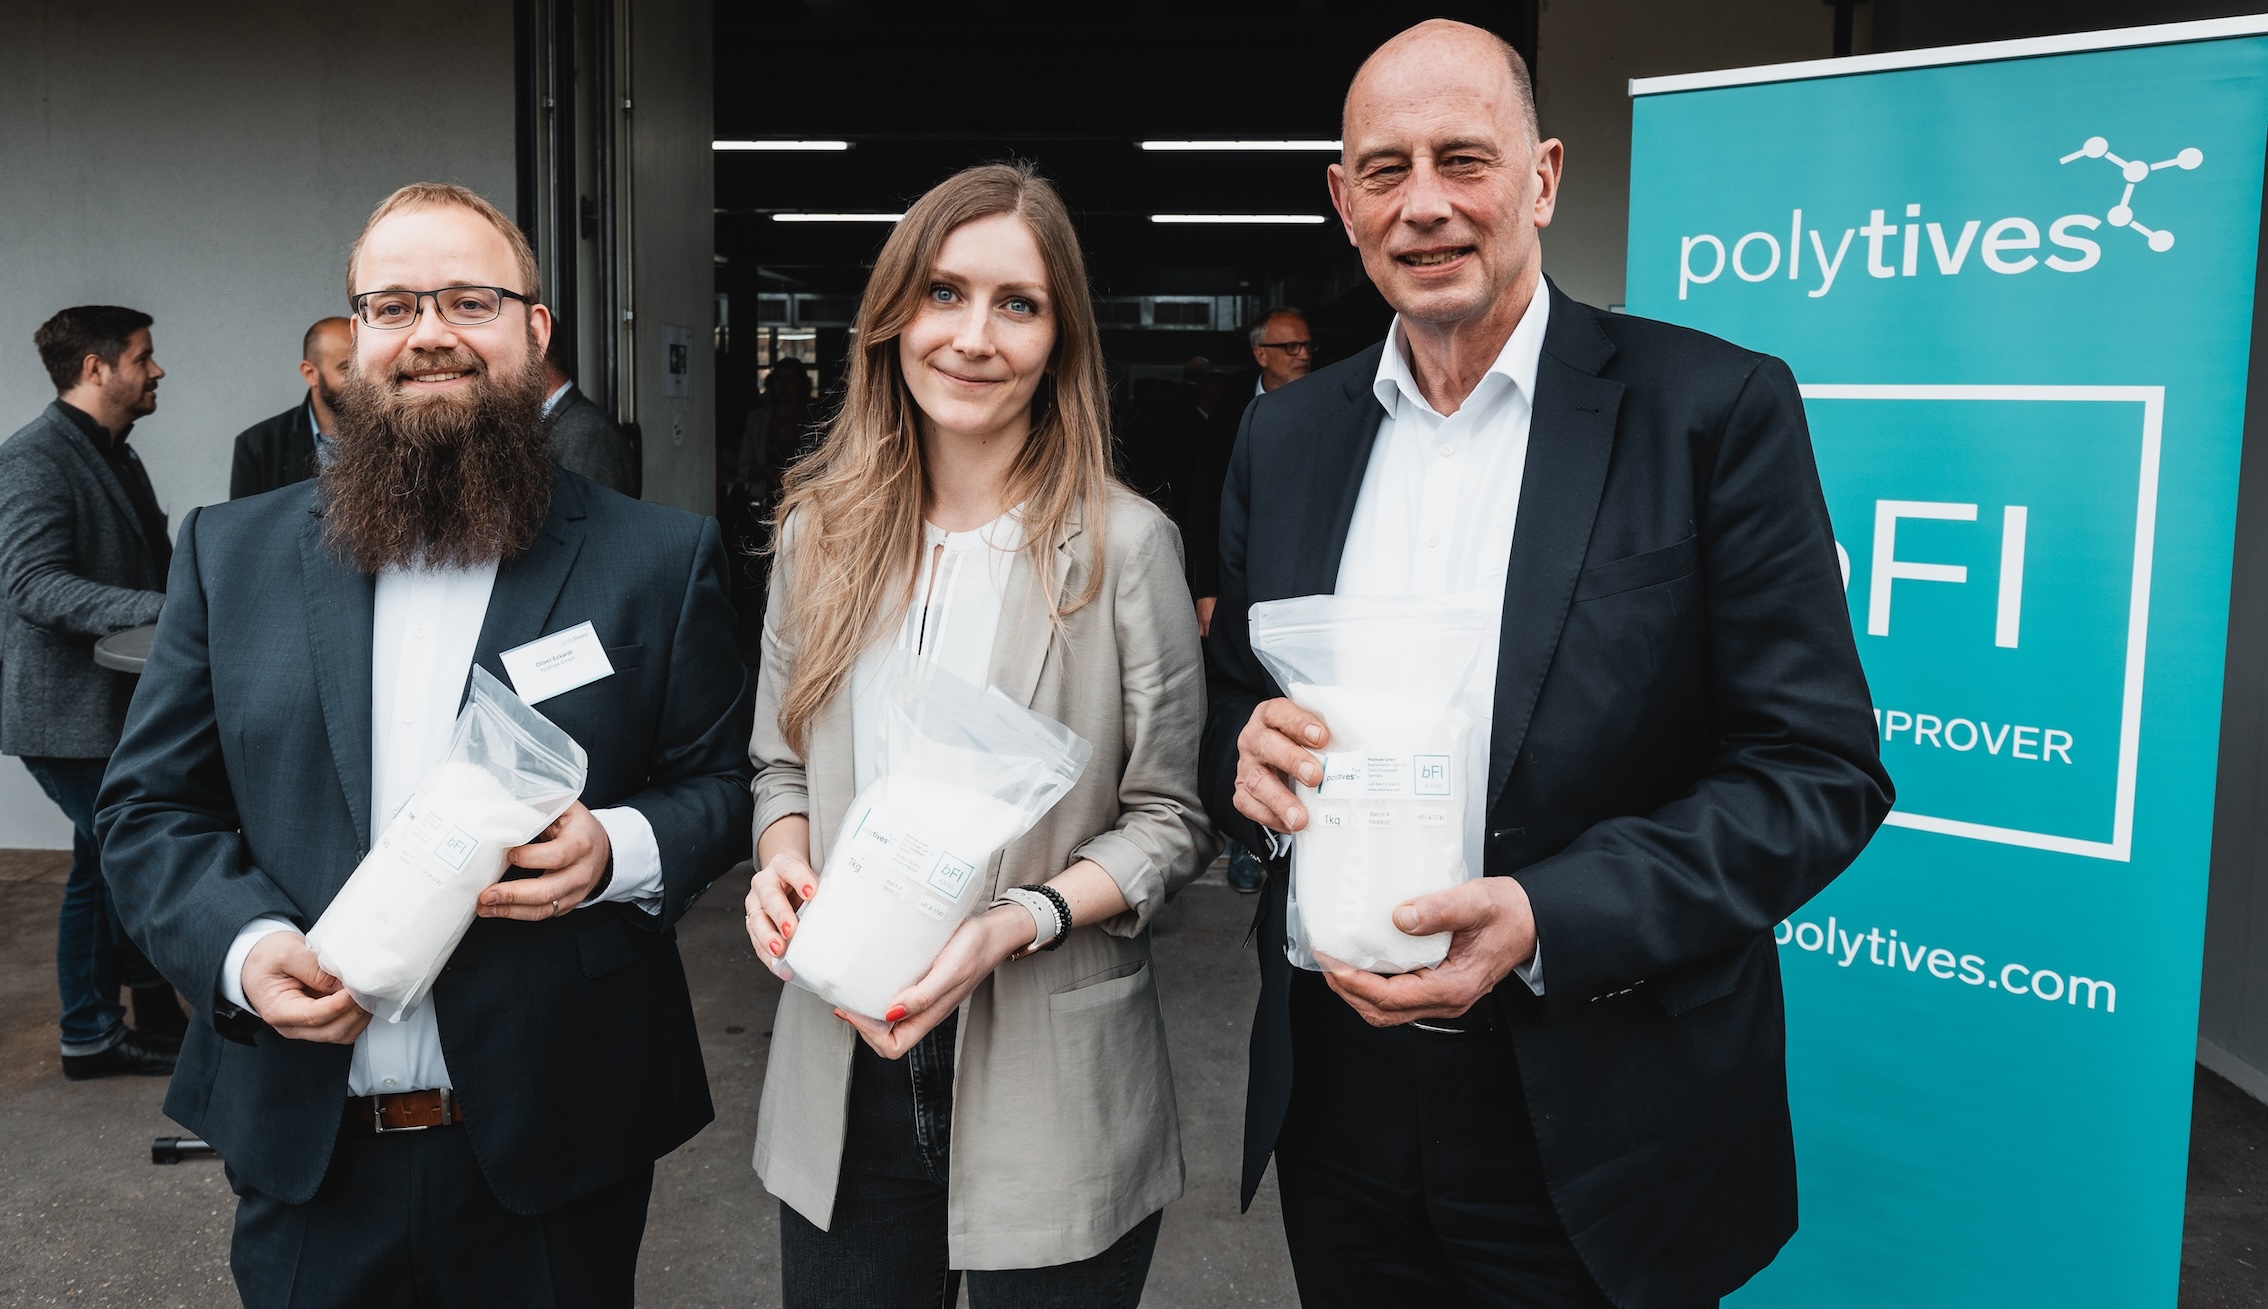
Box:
[0,849,1294,1308]
[2,844,2263,1307]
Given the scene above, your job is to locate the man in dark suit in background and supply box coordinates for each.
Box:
[1180,310,1314,638]
[541,352,638,495]
[99,183,750,1307]
[230,316,351,499]
[1203,21,1891,1309]
[0,305,186,1080]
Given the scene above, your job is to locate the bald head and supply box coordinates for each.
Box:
[303,316,351,365]
[1343,20,1537,148]
[1327,19,1562,400]
[300,317,354,431]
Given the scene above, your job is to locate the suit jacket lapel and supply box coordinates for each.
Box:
[469,470,590,698]
[298,511,378,848]
[989,517,1081,708]
[1297,344,1390,598]
[44,405,151,554]
[1486,285,1623,811]
[289,403,319,485]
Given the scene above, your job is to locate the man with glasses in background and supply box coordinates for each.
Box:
[100,183,752,1307]
[1248,307,1316,397]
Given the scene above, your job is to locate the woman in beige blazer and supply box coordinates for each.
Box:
[744,163,1217,1307]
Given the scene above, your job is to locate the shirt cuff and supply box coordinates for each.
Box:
[589,806,663,915]
[1513,937,1544,996]
[221,915,302,1011]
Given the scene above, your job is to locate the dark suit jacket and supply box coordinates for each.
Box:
[0,403,169,757]
[546,385,638,495]
[97,469,753,1211]
[229,401,319,500]
[1175,377,1258,600]
[1200,283,1893,1309]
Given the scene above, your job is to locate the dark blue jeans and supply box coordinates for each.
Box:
[23,755,163,1054]
[779,1010,1163,1309]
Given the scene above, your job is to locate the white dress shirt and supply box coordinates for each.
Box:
[1325,289,1551,991]
[221,561,665,1095]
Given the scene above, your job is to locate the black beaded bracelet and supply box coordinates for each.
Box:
[1017,883,1073,951]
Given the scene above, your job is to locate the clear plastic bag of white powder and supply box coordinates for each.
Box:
[779,659,1092,1019]
[307,666,588,1022]
[1249,594,1495,975]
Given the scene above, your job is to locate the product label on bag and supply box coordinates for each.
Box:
[841,810,979,904]
[376,792,488,885]
[1318,752,1455,800]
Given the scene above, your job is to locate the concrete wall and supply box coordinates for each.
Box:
[1535,0,1845,311]
[627,0,716,516]
[0,1,517,847]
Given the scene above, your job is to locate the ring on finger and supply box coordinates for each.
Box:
[550,899,560,918]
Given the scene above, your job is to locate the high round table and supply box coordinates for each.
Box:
[93,624,156,675]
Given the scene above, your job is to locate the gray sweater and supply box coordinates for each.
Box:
[0,403,169,757]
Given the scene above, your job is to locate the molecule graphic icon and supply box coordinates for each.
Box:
[2059,136,2204,251]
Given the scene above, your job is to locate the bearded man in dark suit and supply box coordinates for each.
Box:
[100,182,751,1308]
[1202,21,1892,1309]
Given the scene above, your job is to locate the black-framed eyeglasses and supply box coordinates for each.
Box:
[350,286,531,330]
[1257,339,1316,356]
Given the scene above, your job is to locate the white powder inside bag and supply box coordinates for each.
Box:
[307,761,551,1021]
[781,775,1027,1019]
[1288,682,1473,975]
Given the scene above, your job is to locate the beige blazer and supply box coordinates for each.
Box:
[749,486,1219,1269]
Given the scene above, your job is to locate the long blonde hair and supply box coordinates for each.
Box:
[769,163,1115,754]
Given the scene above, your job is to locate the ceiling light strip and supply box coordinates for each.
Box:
[1149,214,1327,225]
[770,212,904,223]
[1140,140,1341,151]
[715,140,851,151]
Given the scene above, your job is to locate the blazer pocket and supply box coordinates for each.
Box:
[1650,935,1758,1017]
[1573,535,1699,603]
[602,643,644,674]
[575,907,673,977]
[1048,958,1151,1014]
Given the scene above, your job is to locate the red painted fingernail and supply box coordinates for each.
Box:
[804,885,817,898]
[884,1005,907,1023]
[768,940,783,956]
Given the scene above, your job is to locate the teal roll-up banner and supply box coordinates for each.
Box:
[1625,22,2268,1306]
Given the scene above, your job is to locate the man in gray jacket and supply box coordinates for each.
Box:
[541,353,637,494]
[0,305,184,1079]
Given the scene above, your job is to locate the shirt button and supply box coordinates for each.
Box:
[400,712,416,724]
[1427,534,1443,549]
[1439,445,1456,458]
[382,1077,398,1087]
[413,626,428,639]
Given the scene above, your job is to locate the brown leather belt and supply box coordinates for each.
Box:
[345,1088,466,1133]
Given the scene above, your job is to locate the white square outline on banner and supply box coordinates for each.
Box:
[1800,383,2164,863]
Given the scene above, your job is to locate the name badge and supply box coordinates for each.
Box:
[499,621,615,704]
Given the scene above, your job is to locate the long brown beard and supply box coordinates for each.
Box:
[320,334,554,573]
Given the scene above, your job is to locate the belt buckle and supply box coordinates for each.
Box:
[372,1089,449,1133]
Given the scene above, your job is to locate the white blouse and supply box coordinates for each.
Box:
[848,512,1025,793]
